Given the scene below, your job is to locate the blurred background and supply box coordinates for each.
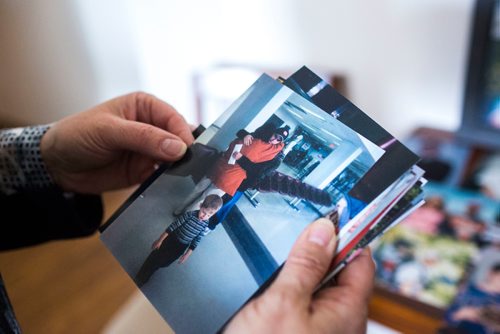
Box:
[0,0,472,138]
[1,0,495,333]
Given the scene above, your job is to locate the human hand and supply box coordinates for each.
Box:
[41,92,194,194]
[178,249,193,264]
[232,152,243,160]
[225,218,375,334]
[152,239,163,250]
[243,135,254,146]
[452,306,481,322]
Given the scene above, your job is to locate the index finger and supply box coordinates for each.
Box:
[315,247,375,306]
[310,248,374,330]
[126,92,195,145]
[336,247,375,296]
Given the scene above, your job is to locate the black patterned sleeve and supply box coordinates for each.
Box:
[0,125,103,250]
[0,274,21,334]
[0,125,54,195]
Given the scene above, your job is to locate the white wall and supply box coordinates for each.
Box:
[0,1,99,125]
[0,0,475,138]
[288,0,474,137]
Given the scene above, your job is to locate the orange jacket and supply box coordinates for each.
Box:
[209,139,284,196]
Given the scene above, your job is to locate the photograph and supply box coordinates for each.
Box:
[335,165,425,264]
[442,245,500,334]
[403,127,472,187]
[100,73,386,333]
[318,175,427,289]
[372,181,500,309]
[284,66,420,204]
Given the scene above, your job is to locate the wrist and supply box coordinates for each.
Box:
[40,124,70,191]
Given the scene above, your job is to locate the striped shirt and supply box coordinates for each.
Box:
[166,210,209,250]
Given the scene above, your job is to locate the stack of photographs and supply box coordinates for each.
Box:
[99,66,425,333]
[371,181,500,331]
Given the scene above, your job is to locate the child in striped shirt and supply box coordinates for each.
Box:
[135,194,223,287]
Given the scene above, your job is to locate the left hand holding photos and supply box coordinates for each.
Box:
[41,92,194,194]
[225,218,375,334]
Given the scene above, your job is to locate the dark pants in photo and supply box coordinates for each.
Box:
[135,235,188,287]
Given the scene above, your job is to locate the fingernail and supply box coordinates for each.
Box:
[162,139,187,156]
[308,219,335,247]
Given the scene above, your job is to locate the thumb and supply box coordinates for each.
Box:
[271,218,337,298]
[110,119,188,161]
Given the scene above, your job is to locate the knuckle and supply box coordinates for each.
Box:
[288,248,326,277]
[137,123,154,137]
[136,125,158,146]
[132,92,156,115]
[92,115,115,143]
[261,288,296,314]
[132,91,153,101]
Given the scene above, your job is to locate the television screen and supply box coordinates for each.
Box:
[458,0,500,149]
